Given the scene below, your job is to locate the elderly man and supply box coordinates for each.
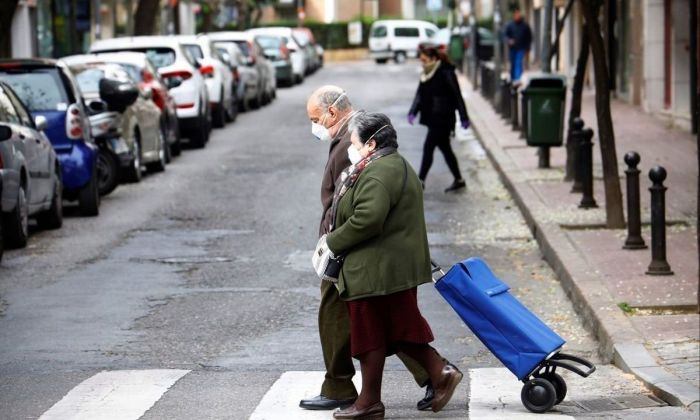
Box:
[301,86,447,412]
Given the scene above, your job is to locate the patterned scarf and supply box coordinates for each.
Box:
[329,146,397,231]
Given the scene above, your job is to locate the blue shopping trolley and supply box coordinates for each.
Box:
[431,257,595,413]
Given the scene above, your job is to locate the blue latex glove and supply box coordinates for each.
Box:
[407,114,416,125]
[461,119,470,130]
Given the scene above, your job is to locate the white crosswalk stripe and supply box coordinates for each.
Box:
[468,368,574,419]
[38,369,190,420]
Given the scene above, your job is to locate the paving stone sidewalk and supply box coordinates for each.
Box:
[459,76,699,411]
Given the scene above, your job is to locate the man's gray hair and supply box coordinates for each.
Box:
[318,90,352,112]
[349,112,398,149]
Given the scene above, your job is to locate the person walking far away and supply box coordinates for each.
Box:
[302,87,451,412]
[324,112,463,419]
[408,45,469,193]
[505,8,533,83]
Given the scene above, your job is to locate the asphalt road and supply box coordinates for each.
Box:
[0,60,694,420]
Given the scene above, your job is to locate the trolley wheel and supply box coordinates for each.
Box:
[521,378,557,413]
[540,372,567,404]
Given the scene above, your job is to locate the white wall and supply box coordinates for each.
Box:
[642,0,665,115]
[671,0,691,127]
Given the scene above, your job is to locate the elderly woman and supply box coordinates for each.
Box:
[326,112,462,419]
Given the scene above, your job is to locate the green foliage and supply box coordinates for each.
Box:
[617,302,635,314]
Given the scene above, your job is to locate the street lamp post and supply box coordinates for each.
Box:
[538,0,555,168]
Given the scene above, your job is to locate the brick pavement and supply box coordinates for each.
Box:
[460,75,699,410]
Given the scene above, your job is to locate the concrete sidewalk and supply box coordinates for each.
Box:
[460,77,699,411]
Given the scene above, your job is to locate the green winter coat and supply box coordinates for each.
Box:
[326,152,432,301]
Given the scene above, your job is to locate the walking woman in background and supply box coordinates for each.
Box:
[326,112,463,419]
[408,45,470,193]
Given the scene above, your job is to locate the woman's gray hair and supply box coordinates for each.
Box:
[349,112,398,149]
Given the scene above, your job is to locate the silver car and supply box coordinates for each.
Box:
[0,81,63,249]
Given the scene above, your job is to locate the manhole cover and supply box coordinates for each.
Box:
[155,256,232,264]
[573,395,666,413]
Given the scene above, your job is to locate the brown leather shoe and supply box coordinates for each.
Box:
[333,401,385,419]
[431,364,463,412]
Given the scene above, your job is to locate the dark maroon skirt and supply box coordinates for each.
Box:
[346,287,434,357]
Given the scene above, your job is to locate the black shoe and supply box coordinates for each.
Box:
[416,382,434,411]
[444,179,466,193]
[299,395,357,411]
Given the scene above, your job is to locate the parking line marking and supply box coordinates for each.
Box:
[468,367,574,419]
[249,371,361,420]
[38,369,190,420]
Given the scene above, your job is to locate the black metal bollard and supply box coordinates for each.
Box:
[623,152,648,250]
[510,85,519,131]
[646,166,674,275]
[520,90,526,138]
[501,79,512,119]
[570,118,584,193]
[578,127,598,208]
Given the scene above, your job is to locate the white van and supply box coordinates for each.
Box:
[369,20,439,64]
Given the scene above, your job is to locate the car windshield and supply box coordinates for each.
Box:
[0,68,70,112]
[255,36,280,50]
[232,41,250,57]
[97,48,176,69]
[371,25,387,38]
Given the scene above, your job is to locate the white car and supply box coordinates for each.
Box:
[369,20,439,64]
[207,31,267,110]
[246,27,307,84]
[90,36,211,148]
[177,35,236,128]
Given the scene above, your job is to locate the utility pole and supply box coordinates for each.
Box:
[539,0,554,168]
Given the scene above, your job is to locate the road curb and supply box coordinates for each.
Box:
[462,81,699,411]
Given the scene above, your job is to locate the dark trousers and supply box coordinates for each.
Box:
[318,280,434,399]
[418,125,462,182]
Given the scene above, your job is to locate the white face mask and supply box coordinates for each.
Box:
[347,144,363,165]
[311,92,347,142]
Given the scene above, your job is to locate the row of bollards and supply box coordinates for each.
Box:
[496,83,673,277]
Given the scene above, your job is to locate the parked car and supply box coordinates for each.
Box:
[369,20,439,63]
[292,27,322,72]
[207,32,269,110]
[0,59,100,216]
[89,51,182,160]
[63,57,167,194]
[247,27,307,84]
[0,81,63,248]
[254,34,294,88]
[177,35,236,129]
[90,36,211,148]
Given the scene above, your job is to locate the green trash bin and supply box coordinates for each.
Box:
[523,74,567,147]
[448,33,464,66]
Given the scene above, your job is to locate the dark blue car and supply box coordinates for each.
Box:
[0,59,100,216]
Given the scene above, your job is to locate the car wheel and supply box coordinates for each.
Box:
[37,169,63,230]
[96,148,120,196]
[170,120,182,157]
[394,51,407,63]
[226,88,238,123]
[212,91,226,128]
[123,136,143,183]
[146,128,167,173]
[295,74,304,84]
[78,165,100,217]
[189,107,208,149]
[3,183,29,248]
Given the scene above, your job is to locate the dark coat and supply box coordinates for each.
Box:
[409,62,469,129]
[319,121,352,237]
[505,20,533,51]
[326,153,432,301]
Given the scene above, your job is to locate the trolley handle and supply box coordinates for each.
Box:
[548,352,596,378]
[430,259,445,283]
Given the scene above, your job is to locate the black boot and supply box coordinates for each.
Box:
[444,179,466,193]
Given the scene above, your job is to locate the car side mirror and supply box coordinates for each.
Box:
[0,124,12,141]
[193,59,202,69]
[34,115,48,131]
[88,100,108,114]
[99,78,139,113]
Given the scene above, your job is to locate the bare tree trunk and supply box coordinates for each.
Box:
[580,0,625,228]
[134,0,161,36]
[696,0,699,313]
[565,25,590,180]
[0,0,19,58]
